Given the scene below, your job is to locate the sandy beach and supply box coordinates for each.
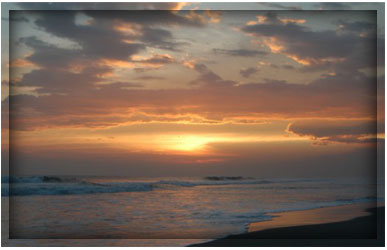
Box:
[190,202,384,247]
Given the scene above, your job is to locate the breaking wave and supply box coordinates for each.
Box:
[1,175,310,196]
[1,176,377,200]
[3,176,79,184]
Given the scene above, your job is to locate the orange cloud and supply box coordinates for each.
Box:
[261,38,346,66]
[183,60,196,69]
[171,2,191,11]
[262,37,284,53]
[185,10,208,24]
[8,58,37,68]
[286,55,346,66]
[97,54,176,72]
[279,18,306,24]
[113,22,143,37]
[185,10,223,25]
[246,15,306,26]
[99,59,136,68]
[132,53,175,67]
[204,10,223,23]
[246,15,267,26]
[287,119,378,145]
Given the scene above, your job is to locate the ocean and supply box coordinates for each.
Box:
[2,176,382,246]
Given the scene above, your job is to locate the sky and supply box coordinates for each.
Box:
[1,2,385,179]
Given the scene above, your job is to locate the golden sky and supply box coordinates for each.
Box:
[2,3,384,178]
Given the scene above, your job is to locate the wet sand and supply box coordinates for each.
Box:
[248,202,376,232]
[190,202,384,247]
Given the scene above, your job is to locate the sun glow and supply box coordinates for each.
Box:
[168,135,213,151]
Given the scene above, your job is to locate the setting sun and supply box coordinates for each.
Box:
[161,135,215,152]
[172,135,212,151]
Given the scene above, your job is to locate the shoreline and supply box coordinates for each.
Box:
[247,202,377,233]
[190,202,384,247]
[2,201,384,247]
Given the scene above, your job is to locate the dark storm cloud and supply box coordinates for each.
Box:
[212,48,268,57]
[239,67,259,78]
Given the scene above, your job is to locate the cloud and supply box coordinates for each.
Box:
[135,76,165,81]
[337,20,375,34]
[3,8,381,180]
[258,3,302,10]
[8,58,37,68]
[183,62,236,87]
[183,10,224,26]
[137,27,188,51]
[281,64,295,70]
[287,120,377,144]
[213,48,268,57]
[204,10,223,23]
[17,2,190,11]
[241,12,377,72]
[8,70,377,131]
[133,54,176,66]
[6,10,379,135]
[107,81,144,89]
[19,37,86,70]
[33,12,146,61]
[240,67,259,78]
[87,10,206,27]
[19,9,207,67]
[15,67,112,94]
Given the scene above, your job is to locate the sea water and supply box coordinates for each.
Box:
[1,176,382,246]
